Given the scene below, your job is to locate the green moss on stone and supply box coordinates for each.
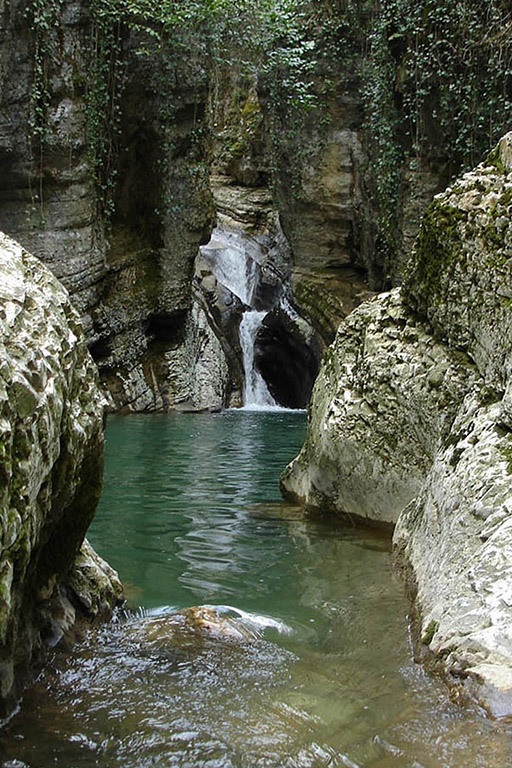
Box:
[499,444,512,474]
[422,619,439,645]
[408,199,466,301]
[486,145,508,175]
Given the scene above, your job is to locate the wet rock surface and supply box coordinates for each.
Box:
[0,233,122,716]
[126,606,264,649]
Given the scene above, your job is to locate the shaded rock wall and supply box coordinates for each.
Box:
[2,3,510,413]
[0,232,122,717]
[0,0,214,411]
[0,4,469,413]
[281,134,512,714]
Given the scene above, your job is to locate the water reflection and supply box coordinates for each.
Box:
[1,411,512,767]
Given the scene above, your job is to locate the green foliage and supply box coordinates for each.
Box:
[25,0,64,224]
[86,1,130,216]
[361,0,512,277]
[362,7,403,269]
[25,0,512,245]
[26,0,64,138]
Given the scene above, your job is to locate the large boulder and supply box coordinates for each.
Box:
[393,134,512,715]
[403,132,512,398]
[280,134,512,713]
[0,233,122,716]
[280,289,476,525]
[394,392,512,717]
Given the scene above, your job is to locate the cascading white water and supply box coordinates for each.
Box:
[200,229,260,307]
[200,227,280,409]
[239,311,277,408]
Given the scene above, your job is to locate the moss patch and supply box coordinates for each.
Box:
[405,199,466,303]
[499,444,512,474]
[422,619,439,645]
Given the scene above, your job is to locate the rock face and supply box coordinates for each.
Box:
[0,0,214,412]
[280,290,477,524]
[394,392,512,717]
[281,134,512,714]
[0,233,122,716]
[1,3,509,413]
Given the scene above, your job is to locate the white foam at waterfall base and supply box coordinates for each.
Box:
[200,227,304,411]
[239,310,278,409]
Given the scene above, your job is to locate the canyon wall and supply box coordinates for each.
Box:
[281,134,512,715]
[2,3,509,412]
[0,0,214,411]
[3,2,500,412]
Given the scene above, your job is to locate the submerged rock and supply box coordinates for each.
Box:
[0,233,123,716]
[281,134,512,715]
[126,606,263,650]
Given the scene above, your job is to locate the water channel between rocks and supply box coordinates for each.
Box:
[2,410,512,767]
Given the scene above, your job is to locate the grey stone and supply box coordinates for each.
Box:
[281,135,512,714]
[0,233,122,717]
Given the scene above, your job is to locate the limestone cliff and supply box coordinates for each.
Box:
[0,0,214,412]
[0,233,122,717]
[280,289,477,524]
[281,134,512,715]
[2,2,507,413]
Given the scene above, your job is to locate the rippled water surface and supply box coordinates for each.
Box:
[2,411,512,767]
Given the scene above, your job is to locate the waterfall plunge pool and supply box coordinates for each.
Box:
[2,410,512,767]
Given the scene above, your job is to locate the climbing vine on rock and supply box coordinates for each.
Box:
[25,0,65,223]
[87,1,127,217]
[24,0,512,261]
[360,0,512,281]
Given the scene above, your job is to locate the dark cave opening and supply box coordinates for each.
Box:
[254,309,321,409]
[147,311,188,350]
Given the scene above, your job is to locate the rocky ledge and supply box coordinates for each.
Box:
[0,233,122,717]
[281,134,512,716]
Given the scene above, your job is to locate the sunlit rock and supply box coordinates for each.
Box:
[281,134,512,714]
[280,289,476,524]
[0,233,122,716]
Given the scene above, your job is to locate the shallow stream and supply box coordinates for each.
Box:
[2,411,512,767]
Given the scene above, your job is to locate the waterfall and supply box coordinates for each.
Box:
[239,311,277,409]
[199,229,260,307]
[200,227,279,409]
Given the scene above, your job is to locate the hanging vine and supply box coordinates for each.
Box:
[25,0,64,224]
[24,0,512,243]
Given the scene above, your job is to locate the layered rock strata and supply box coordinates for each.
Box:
[0,233,122,717]
[0,1,214,411]
[281,134,512,715]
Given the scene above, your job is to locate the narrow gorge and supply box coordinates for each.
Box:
[1,1,512,766]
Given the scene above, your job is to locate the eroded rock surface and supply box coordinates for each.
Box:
[280,289,477,524]
[394,392,512,717]
[0,233,122,716]
[281,134,512,714]
[0,0,214,412]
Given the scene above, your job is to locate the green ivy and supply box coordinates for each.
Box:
[25,0,65,224]
[360,0,512,282]
[24,0,512,251]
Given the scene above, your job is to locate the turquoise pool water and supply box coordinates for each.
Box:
[1,411,511,767]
